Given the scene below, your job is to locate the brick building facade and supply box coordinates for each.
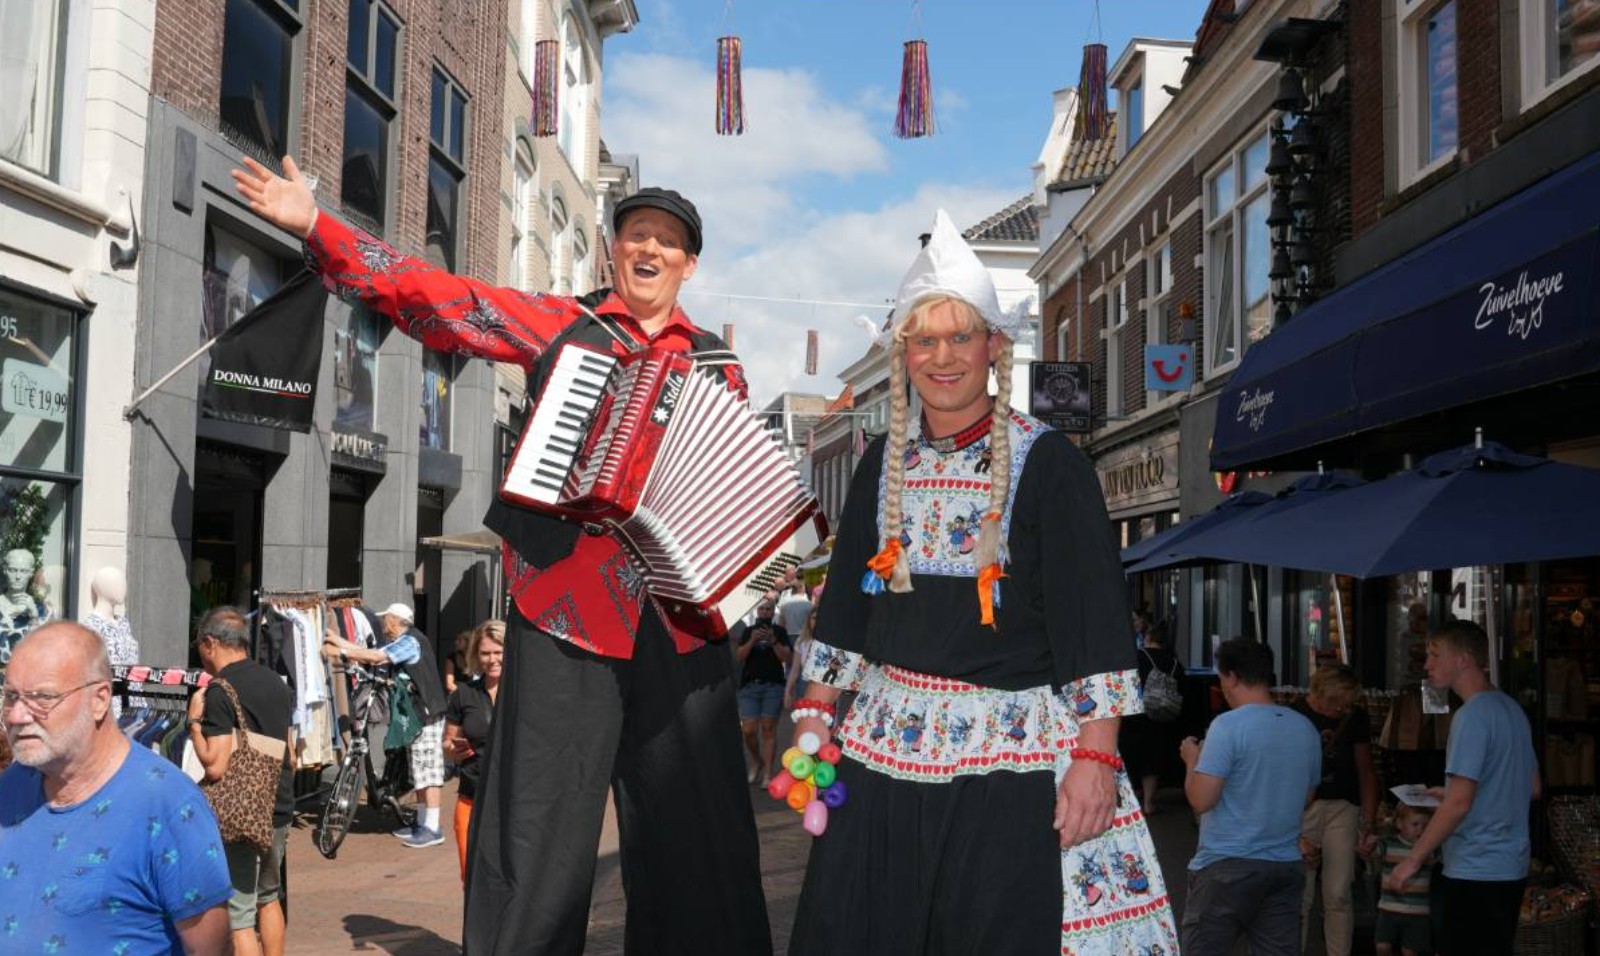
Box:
[125,0,633,664]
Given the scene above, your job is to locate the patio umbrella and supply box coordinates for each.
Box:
[1119,491,1272,567]
[1185,441,1600,578]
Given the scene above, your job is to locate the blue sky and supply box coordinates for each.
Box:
[602,0,1211,401]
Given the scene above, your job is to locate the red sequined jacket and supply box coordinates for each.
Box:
[304,213,748,658]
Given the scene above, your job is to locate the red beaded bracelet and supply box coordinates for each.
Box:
[794,698,836,716]
[1069,747,1124,771]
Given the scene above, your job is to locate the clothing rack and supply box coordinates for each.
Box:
[112,664,212,689]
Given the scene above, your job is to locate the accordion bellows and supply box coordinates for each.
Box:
[502,344,823,636]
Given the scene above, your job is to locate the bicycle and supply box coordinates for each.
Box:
[314,660,417,858]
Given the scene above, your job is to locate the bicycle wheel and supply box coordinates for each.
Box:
[315,757,365,859]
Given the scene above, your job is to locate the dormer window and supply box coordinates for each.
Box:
[1124,78,1145,151]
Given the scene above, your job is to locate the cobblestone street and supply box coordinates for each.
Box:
[281,769,1201,955]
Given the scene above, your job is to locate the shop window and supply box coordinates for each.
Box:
[0,0,68,177]
[1397,0,1459,185]
[420,349,454,451]
[219,0,300,163]
[558,13,589,175]
[342,0,401,233]
[1286,571,1355,686]
[426,66,468,272]
[1105,281,1129,417]
[0,477,71,663]
[1203,131,1272,375]
[1521,0,1600,107]
[202,223,291,380]
[333,303,382,433]
[0,286,81,657]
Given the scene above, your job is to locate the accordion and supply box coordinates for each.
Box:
[501,342,825,637]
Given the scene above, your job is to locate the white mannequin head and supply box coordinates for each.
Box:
[90,566,127,612]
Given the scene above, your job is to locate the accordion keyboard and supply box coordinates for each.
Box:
[501,346,618,504]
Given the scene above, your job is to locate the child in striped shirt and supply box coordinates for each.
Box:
[1372,803,1436,956]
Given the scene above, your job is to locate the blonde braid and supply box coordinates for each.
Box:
[882,338,914,592]
[973,337,1015,572]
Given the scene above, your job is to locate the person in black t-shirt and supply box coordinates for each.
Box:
[191,606,295,956]
[733,602,791,786]
[1293,663,1379,956]
[445,620,503,883]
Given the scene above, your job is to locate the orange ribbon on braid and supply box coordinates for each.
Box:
[866,539,902,581]
[977,510,1007,626]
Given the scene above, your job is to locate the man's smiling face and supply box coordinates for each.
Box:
[610,208,698,322]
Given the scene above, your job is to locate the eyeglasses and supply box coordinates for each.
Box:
[0,680,106,718]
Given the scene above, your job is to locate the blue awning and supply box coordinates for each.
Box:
[1211,150,1600,471]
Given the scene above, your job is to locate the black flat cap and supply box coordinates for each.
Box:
[613,187,703,255]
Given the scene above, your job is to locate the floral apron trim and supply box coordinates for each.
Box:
[838,664,1180,955]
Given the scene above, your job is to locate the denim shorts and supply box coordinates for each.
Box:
[738,682,784,719]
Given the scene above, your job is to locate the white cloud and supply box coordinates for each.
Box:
[605,53,1023,405]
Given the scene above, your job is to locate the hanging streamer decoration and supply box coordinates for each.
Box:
[722,323,736,349]
[716,35,745,135]
[895,38,935,139]
[1076,43,1110,141]
[805,330,819,375]
[532,39,559,137]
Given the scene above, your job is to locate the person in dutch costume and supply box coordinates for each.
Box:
[787,211,1179,955]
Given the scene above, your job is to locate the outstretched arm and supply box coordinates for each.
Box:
[232,155,574,366]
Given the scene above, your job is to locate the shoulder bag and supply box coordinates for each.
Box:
[199,678,285,853]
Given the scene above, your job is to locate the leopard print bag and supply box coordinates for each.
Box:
[199,679,281,853]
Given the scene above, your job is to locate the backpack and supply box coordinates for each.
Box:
[1140,649,1183,722]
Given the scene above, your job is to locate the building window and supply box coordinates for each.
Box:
[333,304,382,433]
[0,0,68,176]
[572,223,590,294]
[558,14,588,174]
[0,285,83,649]
[1105,280,1129,417]
[1204,131,1271,374]
[1123,79,1144,151]
[420,349,454,451]
[426,66,468,272]
[1145,241,1173,405]
[219,0,300,163]
[1520,0,1600,107]
[512,143,535,290]
[519,0,540,81]
[342,0,399,233]
[1398,0,1459,183]
[549,195,569,295]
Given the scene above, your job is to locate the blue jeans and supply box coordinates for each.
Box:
[737,682,784,719]
[1183,858,1305,956]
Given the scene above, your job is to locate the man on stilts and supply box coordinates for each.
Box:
[232,156,772,956]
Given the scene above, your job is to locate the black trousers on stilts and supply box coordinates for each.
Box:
[462,608,773,956]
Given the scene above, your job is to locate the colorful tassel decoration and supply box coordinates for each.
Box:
[716,36,745,135]
[1076,43,1109,141]
[895,39,935,138]
[862,539,903,595]
[532,39,559,137]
